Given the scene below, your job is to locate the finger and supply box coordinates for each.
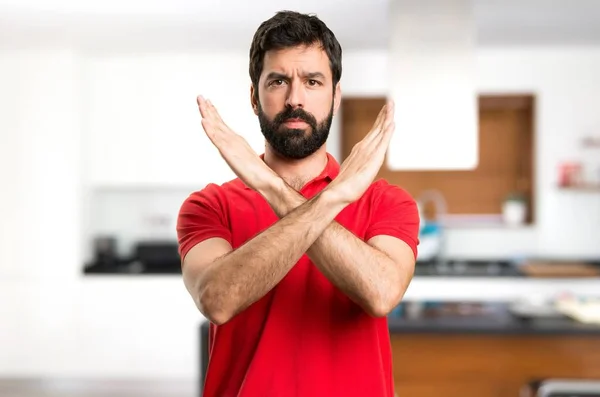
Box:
[200,119,216,142]
[206,99,235,135]
[371,104,387,133]
[202,118,228,147]
[202,98,218,123]
[197,96,220,126]
[364,123,394,172]
[381,100,395,131]
[379,120,396,152]
[206,100,224,124]
[361,104,387,145]
[205,99,218,119]
[198,97,219,137]
[197,95,210,119]
[372,100,395,146]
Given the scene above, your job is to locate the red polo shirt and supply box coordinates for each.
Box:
[177,153,419,397]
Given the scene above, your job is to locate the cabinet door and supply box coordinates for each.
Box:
[84,54,261,188]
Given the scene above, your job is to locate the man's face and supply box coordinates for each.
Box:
[252,44,341,160]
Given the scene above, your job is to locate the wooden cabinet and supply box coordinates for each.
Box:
[391,334,600,397]
[341,95,536,223]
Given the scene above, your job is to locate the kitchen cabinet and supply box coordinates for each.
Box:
[387,0,478,171]
[390,315,600,397]
[0,277,203,377]
[83,54,263,188]
[0,48,82,280]
[342,95,535,223]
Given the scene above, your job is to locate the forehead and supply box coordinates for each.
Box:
[261,44,332,79]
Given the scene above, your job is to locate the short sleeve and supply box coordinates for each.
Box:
[176,184,233,260]
[364,181,421,260]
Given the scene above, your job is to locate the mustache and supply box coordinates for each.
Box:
[273,107,317,128]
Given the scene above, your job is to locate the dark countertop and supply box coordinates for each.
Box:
[84,253,600,277]
[388,301,600,335]
[388,312,600,335]
[413,259,522,277]
[197,303,600,336]
[414,259,600,278]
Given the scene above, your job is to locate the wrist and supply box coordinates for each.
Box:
[256,176,298,217]
[319,184,351,211]
[257,174,286,200]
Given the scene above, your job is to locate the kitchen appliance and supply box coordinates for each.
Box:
[92,235,118,266]
[133,240,181,273]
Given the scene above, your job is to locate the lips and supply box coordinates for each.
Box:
[284,118,308,128]
[273,108,317,131]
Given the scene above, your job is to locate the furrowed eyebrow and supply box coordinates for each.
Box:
[265,72,289,81]
[264,72,326,80]
[304,72,326,80]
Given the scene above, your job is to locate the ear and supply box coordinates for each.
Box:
[250,85,259,116]
[332,82,342,116]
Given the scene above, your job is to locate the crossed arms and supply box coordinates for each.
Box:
[181,97,417,325]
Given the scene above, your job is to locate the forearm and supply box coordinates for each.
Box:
[201,183,346,324]
[307,224,412,316]
[266,182,411,317]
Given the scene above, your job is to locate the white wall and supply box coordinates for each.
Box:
[81,52,258,188]
[0,48,202,379]
[0,48,82,280]
[1,44,599,380]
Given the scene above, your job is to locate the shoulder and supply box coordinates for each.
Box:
[367,179,417,208]
[363,179,419,224]
[184,178,245,205]
[178,178,247,217]
[363,179,421,258]
[176,179,243,258]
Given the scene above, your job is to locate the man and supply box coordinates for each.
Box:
[177,10,420,397]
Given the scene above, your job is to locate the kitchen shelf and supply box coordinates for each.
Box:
[558,184,600,191]
[582,136,600,148]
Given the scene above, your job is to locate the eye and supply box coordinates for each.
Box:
[307,79,321,86]
[269,79,285,86]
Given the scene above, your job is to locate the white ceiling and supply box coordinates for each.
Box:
[1,0,600,51]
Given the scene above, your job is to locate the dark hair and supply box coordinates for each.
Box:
[249,10,342,100]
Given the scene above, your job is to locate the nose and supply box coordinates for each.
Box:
[285,80,305,109]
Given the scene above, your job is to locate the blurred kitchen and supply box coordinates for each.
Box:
[1,0,600,396]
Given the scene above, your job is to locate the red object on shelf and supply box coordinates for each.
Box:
[558,162,582,187]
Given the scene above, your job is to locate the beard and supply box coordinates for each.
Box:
[257,103,333,160]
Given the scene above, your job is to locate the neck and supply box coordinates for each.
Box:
[263,144,329,191]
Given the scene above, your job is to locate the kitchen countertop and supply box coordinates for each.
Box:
[388,311,600,335]
[197,303,600,336]
[85,256,600,277]
[414,259,521,277]
[414,259,600,278]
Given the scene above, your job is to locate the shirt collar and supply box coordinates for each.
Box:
[241,152,340,189]
[316,152,340,182]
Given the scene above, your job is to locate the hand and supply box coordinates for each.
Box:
[197,95,281,193]
[326,100,395,204]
